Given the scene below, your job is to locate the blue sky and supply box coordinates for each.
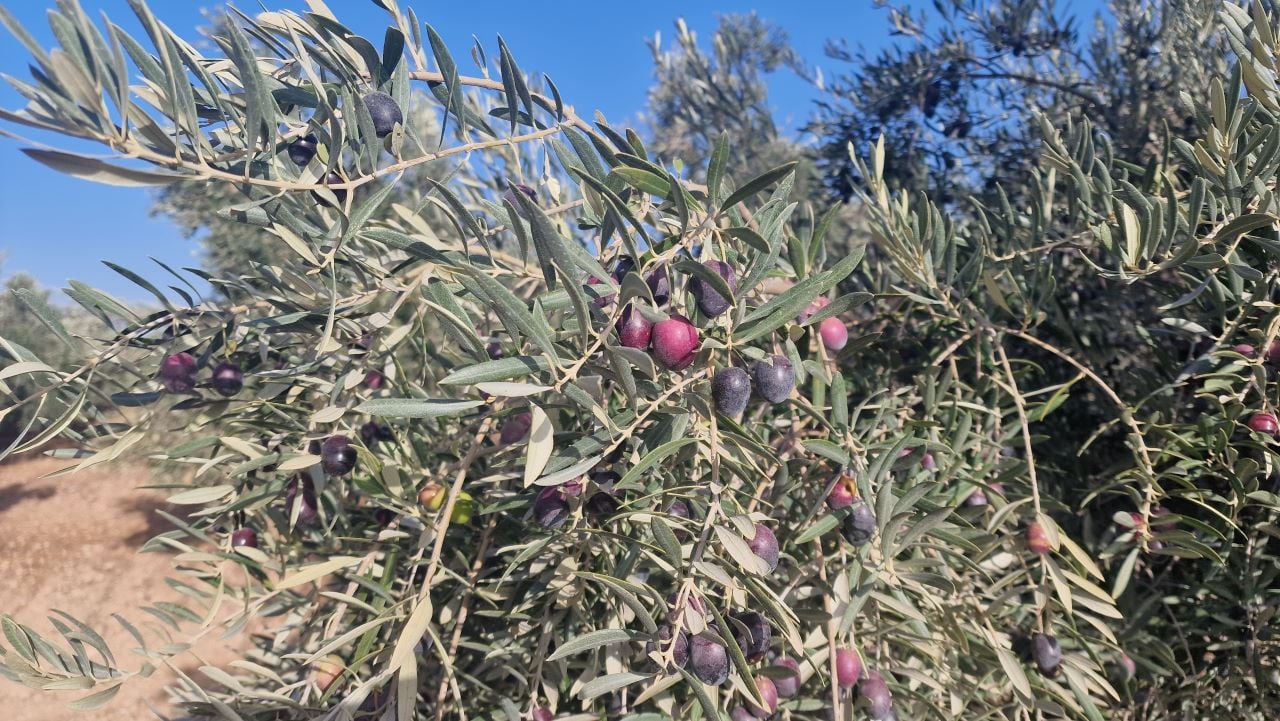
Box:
[0,0,1106,303]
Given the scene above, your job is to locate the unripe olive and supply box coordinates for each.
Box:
[320,435,357,476]
[712,367,751,417]
[752,355,795,404]
[828,471,857,509]
[310,654,345,692]
[1026,521,1053,555]
[418,482,445,511]
[363,91,403,138]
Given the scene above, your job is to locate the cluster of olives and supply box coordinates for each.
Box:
[285,90,404,207]
[159,352,244,397]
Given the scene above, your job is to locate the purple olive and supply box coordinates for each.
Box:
[503,184,538,219]
[752,355,795,404]
[651,314,700,371]
[284,475,318,526]
[843,502,876,547]
[647,624,691,673]
[646,266,670,306]
[690,259,736,318]
[730,610,772,662]
[159,352,197,393]
[211,362,244,397]
[500,412,533,445]
[712,367,751,417]
[616,305,654,349]
[1032,633,1062,677]
[363,91,403,138]
[857,670,893,720]
[746,524,780,572]
[231,528,258,548]
[320,435,357,476]
[532,487,570,529]
[689,635,730,685]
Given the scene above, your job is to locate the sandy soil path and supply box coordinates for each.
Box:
[0,456,246,721]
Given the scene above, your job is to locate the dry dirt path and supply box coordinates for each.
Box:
[0,456,247,721]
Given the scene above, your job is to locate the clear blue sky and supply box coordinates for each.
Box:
[0,0,1106,304]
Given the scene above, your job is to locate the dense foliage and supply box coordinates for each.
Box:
[0,1,1278,721]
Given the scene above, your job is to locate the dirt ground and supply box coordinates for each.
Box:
[0,455,246,721]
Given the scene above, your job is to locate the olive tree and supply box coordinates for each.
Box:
[0,1,1276,721]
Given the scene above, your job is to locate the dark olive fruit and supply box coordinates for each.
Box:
[530,707,553,721]
[857,670,893,720]
[666,499,693,539]
[533,487,570,529]
[752,355,795,404]
[1032,633,1062,677]
[159,352,198,393]
[1268,339,1280,365]
[360,421,394,447]
[746,523,780,572]
[843,502,877,546]
[747,675,779,718]
[585,491,620,518]
[321,435,357,476]
[730,707,755,721]
[772,657,801,697]
[284,475,318,526]
[690,259,737,318]
[231,528,258,549]
[500,412,533,445]
[617,305,654,349]
[646,266,670,306]
[363,91,403,138]
[819,316,849,351]
[836,648,862,688]
[486,341,504,359]
[1234,343,1256,357]
[287,133,317,166]
[690,635,730,685]
[314,171,348,207]
[730,610,772,662]
[647,624,691,672]
[364,369,385,389]
[651,314,700,371]
[210,362,243,397]
[373,508,396,527]
[712,367,751,417]
[1248,412,1279,435]
[1026,521,1053,555]
[502,183,538,219]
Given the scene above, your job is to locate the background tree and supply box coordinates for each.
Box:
[0,1,1278,721]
